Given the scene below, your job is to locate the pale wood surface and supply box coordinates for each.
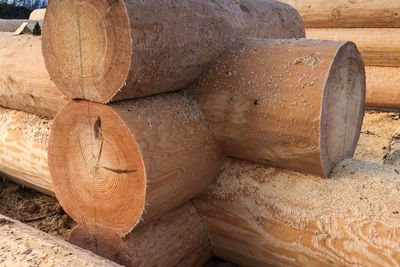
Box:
[42,0,305,103]
[48,93,225,237]
[306,28,400,67]
[192,39,365,177]
[0,106,53,195]
[195,158,400,266]
[0,33,68,118]
[29,8,46,21]
[0,214,121,266]
[365,66,400,108]
[69,202,212,267]
[280,0,400,28]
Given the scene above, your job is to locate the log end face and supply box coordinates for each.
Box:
[320,42,366,177]
[42,0,132,103]
[48,101,146,237]
[69,224,135,266]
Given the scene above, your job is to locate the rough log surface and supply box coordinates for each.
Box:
[192,38,365,176]
[279,0,400,28]
[69,202,212,267]
[0,214,120,266]
[0,32,67,118]
[306,28,400,67]
[195,158,400,266]
[0,106,53,195]
[48,93,225,236]
[42,0,305,103]
[365,67,400,108]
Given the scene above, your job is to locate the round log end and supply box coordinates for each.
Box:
[48,101,146,236]
[42,0,131,103]
[320,41,365,176]
[69,224,134,266]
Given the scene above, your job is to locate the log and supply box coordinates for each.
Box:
[192,39,365,177]
[47,93,225,237]
[0,214,120,266]
[195,158,400,266]
[0,19,28,32]
[0,32,68,118]
[279,0,400,28]
[69,202,212,267]
[0,106,53,196]
[306,28,400,67]
[365,67,400,108]
[29,9,46,21]
[42,0,305,103]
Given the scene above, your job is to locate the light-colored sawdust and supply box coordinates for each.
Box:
[354,110,400,163]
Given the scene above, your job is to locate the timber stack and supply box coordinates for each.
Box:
[4,0,398,266]
[280,0,400,109]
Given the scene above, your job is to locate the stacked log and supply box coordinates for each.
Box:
[279,0,400,109]
[0,33,67,118]
[195,158,400,266]
[192,38,365,177]
[0,0,373,266]
[41,0,305,103]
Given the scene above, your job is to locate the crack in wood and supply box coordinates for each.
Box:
[102,167,137,174]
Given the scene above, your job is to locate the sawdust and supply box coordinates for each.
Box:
[354,110,400,163]
[0,179,75,240]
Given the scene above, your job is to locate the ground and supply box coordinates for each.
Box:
[0,110,398,266]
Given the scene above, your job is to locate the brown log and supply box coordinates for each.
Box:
[0,32,68,118]
[48,93,225,237]
[195,158,400,266]
[0,19,28,32]
[42,0,305,103]
[29,9,46,21]
[279,0,400,28]
[69,202,212,267]
[0,106,53,196]
[306,28,400,67]
[365,67,400,108]
[0,214,120,266]
[192,39,365,177]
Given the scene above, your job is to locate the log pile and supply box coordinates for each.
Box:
[279,0,400,109]
[0,0,381,266]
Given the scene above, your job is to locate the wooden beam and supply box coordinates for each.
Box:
[279,0,400,28]
[192,39,365,177]
[69,202,212,267]
[306,28,400,67]
[195,158,400,266]
[41,0,305,103]
[365,67,400,108]
[29,9,46,21]
[0,214,120,266]
[48,93,225,237]
[0,33,67,118]
[0,106,53,196]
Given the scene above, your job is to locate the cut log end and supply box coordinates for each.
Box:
[48,101,146,237]
[69,224,135,266]
[320,41,366,176]
[42,0,132,103]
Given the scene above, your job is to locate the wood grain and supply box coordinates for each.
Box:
[0,106,53,195]
[306,28,400,67]
[279,0,400,28]
[69,202,212,267]
[48,93,225,237]
[365,66,400,108]
[195,158,400,266]
[42,0,305,103]
[192,39,365,177]
[0,32,67,118]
